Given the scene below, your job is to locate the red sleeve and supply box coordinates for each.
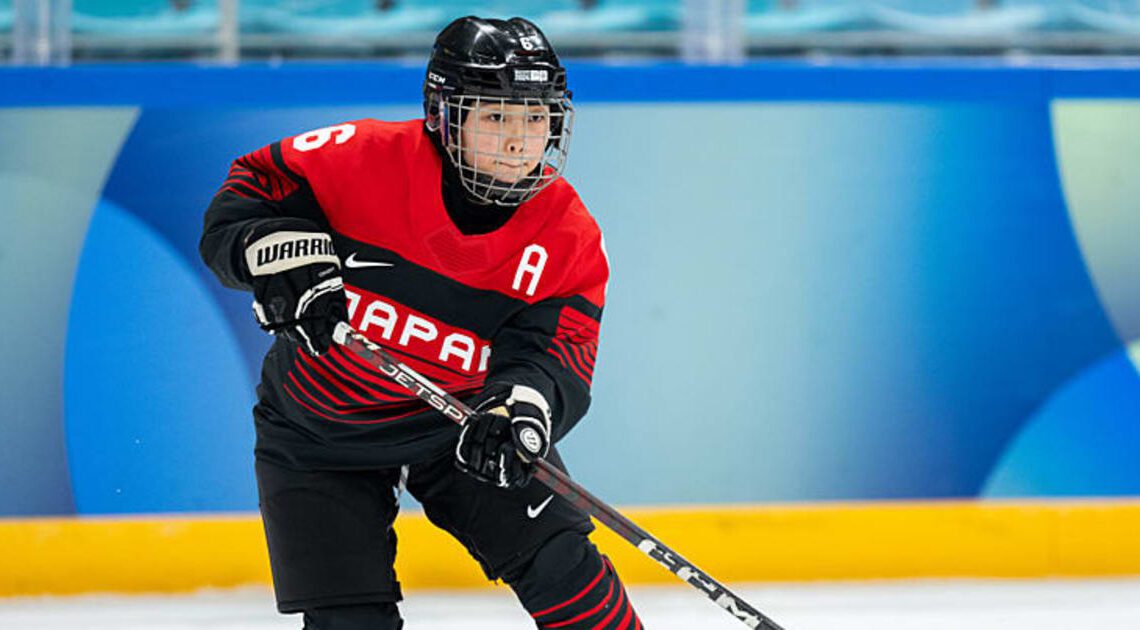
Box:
[217,144,301,202]
[200,123,362,290]
[546,224,608,387]
[488,214,609,440]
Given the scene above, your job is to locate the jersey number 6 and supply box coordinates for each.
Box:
[293,123,357,152]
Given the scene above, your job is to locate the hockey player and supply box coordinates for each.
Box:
[200,16,643,630]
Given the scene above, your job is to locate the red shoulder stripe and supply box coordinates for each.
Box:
[227,143,300,202]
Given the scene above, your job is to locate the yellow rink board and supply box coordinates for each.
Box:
[5,499,1140,596]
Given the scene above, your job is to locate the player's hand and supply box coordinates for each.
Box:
[243,219,348,356]
[456,384,552,489]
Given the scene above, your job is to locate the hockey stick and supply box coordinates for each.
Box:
[332,323,785,630]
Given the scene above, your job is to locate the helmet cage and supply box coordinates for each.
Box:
[437,93,574,206]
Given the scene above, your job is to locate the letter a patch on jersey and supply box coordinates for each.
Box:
[513,244,548,297]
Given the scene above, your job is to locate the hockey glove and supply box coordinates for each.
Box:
[456,384,552,489]
[244,220,348,356]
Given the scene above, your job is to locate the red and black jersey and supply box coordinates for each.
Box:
[200,119,607,469]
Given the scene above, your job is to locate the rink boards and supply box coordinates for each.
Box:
[4,500,1140,595]
[2,61,1140,594]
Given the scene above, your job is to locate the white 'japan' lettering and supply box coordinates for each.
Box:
[440,334,476,372]
[399,315,438,346]
[345,289,489,373]
[360,300,398,340]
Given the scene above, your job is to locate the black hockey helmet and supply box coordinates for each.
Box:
[423,16,574,206]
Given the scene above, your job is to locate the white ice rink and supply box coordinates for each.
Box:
[3,578,1139,629]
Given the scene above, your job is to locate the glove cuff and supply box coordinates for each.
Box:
[473,382,553,441]
[506,385,552,462]
[245,230,339,277]
[505,384,551,424]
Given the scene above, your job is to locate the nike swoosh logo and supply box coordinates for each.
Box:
[345,253,394,269]
[527,495,554,519]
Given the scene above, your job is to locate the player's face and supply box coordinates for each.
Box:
[459,100,550,184]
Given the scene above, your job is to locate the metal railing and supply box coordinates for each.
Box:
[5,1,1140,65]
[10,0,72,65]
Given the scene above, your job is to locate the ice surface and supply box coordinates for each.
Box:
[1,578,1139,629]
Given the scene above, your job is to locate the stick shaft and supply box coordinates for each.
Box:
[334,325,785,630]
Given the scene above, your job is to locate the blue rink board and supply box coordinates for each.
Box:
[4,59,1140,106]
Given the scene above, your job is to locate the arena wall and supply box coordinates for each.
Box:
[2,61,1138,593]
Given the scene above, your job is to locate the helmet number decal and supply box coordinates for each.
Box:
[293,123,357,152]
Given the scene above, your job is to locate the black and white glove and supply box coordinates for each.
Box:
[244,220,348,356]
[456,384,552,489]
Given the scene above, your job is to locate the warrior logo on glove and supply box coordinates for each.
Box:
[243,219,348,357]
[517,427,544,456]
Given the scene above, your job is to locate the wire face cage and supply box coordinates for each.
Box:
[439,94,575,206]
